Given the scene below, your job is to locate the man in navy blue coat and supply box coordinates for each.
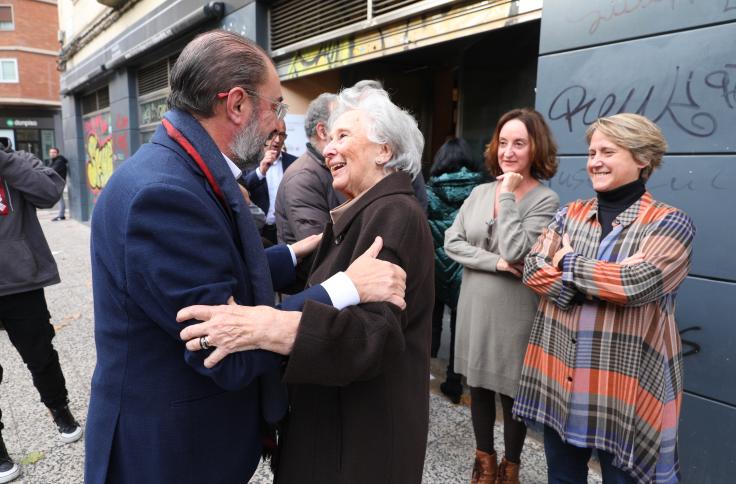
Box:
[85,30,407,484]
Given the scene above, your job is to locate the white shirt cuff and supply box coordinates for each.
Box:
[256,168,266,180]
[321,271,360,310]
[286,245,297,267]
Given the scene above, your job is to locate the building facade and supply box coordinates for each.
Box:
[57,0,256,220]
[58,2,735,480]
[0,0,61,160]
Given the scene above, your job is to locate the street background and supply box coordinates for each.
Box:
[0,208,601,483]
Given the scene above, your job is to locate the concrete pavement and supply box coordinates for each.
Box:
[0,209,601,483]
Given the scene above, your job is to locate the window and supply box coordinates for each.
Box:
[137,56,178,140]
[0,5,13,31]
[269,0,426,51]
[14,128,41,158]
[81,86,110,114]
[0,59,18,83]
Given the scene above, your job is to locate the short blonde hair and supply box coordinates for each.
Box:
[585,113,667,181]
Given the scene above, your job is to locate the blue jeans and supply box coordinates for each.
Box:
[58,194,66,218]
[544,426,636,484]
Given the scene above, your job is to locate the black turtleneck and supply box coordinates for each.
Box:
[596,179,646,239]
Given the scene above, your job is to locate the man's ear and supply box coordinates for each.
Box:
[225,88,250,126]
[316,122,329,141]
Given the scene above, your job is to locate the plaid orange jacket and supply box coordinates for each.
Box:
[514,192,695,483]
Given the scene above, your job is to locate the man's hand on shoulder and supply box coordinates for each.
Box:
[345,236,407,310]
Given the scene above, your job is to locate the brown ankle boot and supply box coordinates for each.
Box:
[496,457,520,484]
[470,449,497,484]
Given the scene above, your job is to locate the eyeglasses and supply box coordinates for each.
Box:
[216,88,289,121]
[268,131,288,140]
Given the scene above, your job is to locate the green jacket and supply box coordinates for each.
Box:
[426,167,485,307]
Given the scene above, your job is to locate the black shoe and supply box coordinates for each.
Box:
[51,216,65,221]
[440,381,462,404]
[49,405,83,443]
[0,433,20,483]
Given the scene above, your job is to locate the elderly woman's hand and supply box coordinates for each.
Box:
[290,233,323,261]
[177,298,301,368]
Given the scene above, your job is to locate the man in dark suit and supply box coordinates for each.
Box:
[85,30,406,484]
[242,119,296,243]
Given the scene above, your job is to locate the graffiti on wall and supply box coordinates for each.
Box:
[140,97,168,126]
[547,63,736,139]
[84,113,113,195]
[277,0,542,79]
[286,37,356,78]
[541,0,736,54]
[83,113,129,196]
[115,114,130,157]
[575,0,736,35]
[569,0,699,35]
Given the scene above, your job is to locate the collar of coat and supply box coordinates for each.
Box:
[156,108,275,307]
[305,142,329,169]
[584,190,654,229]
[331,171,414,237]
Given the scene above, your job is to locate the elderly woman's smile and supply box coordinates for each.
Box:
[324,110,390,199]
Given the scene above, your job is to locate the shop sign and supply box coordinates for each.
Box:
[5,119,39,128]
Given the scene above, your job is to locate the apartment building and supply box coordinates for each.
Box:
[0,0,61,159]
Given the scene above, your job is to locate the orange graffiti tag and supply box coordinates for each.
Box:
[86,134,114,194]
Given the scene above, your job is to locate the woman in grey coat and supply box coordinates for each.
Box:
[445,109,559,484]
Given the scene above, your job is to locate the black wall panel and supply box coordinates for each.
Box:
[540,0,736,54]
[547,156,736,281]
[677,277,736,405]
[536,22,736,155]
[679,393,736,483]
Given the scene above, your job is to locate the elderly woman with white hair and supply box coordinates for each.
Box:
[178,80,434,484]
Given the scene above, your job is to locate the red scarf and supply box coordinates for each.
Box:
[162,118,227,209]
[0,177,9,216]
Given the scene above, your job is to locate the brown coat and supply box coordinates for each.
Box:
[277,172,434,484]
[274,144,345,244]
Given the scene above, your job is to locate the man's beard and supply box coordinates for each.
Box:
[230,104,270,170]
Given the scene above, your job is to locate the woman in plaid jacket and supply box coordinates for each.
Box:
[514,113,695,483]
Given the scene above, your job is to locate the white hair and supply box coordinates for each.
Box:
[329,80,424,179]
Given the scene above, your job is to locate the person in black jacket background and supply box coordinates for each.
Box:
[48,147,68,221]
